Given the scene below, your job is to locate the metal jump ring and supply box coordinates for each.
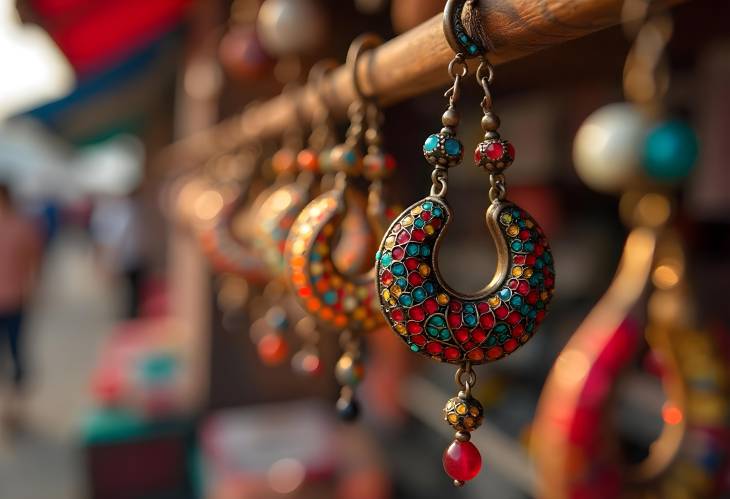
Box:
[448,56,469,79]
[455,362,477,389]
[346,33,383,103]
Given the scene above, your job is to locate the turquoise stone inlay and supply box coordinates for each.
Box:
[424,134,440,152]
[444,138,462,156]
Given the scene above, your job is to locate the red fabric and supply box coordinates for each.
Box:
[29,0,193,74]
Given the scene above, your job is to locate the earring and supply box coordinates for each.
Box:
[533,4,725,496]
[375,0,554,486]
[285,34,396,420]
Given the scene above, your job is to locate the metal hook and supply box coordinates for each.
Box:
[346,33,383,104]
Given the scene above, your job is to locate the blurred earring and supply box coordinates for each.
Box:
[285,34,396,421]
[533,3,725,498]
[375,0,555,486]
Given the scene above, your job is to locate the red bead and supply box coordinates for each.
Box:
[444,347,460,361]
[424,298,439,315]
[411,229,426,242]
[396,230,410,244]
[472,328,487,343]
[443,440,482,482]
[426,342,443,355]
[485,142,504,161]
[408,273,424,286]
[479,314,494,329]
[409,306,425,321]
[405,258,419,270]
[467,348,485,361]
[390,308,404,322]
[392,247,405,260]
[454,328,469,343]
[406,322,423,335]
[381,270,394,286]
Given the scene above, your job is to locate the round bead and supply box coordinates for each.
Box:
[272,148,298,175]
[257,0,326,56]
[423,132,463,167]
[363,152,396,180]
[318,148,334,173]
[291,350,322,376]
[329,143,362,175]
[297,148,320,172]
[335,353,365,387]
[474,138,514,172]
[642,120,698,182]
[573,102,647,193]
[265,306,288,330]
[443,440,482,483]
[444,395,484,432]
[442,108,460,127]
[481,112,500,132]
[336,396,360,422]
[257,333,289,366]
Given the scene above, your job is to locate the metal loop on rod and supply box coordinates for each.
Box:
[347,33,384,104]
[489,173,507,203]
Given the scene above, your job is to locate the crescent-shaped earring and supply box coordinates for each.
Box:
[285,34,396,421]
[375,0,555,486]
[193,145,269,285]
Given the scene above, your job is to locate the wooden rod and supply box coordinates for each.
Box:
[163,0,685,165]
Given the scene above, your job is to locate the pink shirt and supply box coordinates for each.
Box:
[0,213,41,312]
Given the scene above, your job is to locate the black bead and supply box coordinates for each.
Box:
[336,397,360,422]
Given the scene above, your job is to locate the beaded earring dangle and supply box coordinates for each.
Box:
[285,34,397,421]
[375,0,555,486]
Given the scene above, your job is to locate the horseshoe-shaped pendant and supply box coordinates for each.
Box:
[286,182,383,333]
[376,196,554,364]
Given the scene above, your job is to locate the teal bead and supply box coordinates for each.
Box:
[380,252,392,267]
[424,134,440,152]
[642,120,698,181]
[444,138,462,156]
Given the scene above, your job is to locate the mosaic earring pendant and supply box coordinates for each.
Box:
[375,0,555,486]
[285,34,395,420]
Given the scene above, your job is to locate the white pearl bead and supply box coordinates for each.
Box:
[257,0,326,57]
[572,103,647,193]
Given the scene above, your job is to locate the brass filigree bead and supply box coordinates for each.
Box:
[444,394,484,432]
[423,131,463,168]
[474,138,515,173]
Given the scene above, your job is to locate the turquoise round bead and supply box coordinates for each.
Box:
[642,120,699,181]
[424,134,440,152]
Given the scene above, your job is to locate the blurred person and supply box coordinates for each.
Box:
[90,193,147,318]
[0,182,42,430]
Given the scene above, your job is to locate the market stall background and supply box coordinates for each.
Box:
[0,0,728,498]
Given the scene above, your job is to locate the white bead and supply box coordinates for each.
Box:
[572,103,647,193]
[257,0,326,57]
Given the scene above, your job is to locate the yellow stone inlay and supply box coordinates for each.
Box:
[382,289,391,301]
[524,268,534,278]
[500,212,513,225]
[512,266,523,277]
[447,413,459,424]
[291,240,306,255]
[507,224,519,237]
[437,293,450,305]
[411,206,423,216]
[384,235,396,250]
[469,407,480,416]
[424,225,434,235]
[391,285,403,297]
[456,404,467,415]
[488,295,500,307]
[464,416,474,428]
[419,264,431,277]
[401,215,414,226]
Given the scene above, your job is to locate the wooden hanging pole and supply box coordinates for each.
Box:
[163,0,685,165]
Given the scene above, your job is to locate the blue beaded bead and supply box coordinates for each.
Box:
[642,120,698,181]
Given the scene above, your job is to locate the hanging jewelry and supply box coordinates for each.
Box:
[285,34,395,420]
[375,0,554,486]
[533,4,722,496]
